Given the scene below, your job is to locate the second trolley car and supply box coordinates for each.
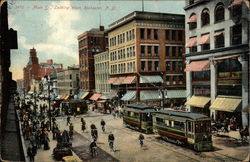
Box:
[123,104,156,133]
[152,109,212,151]
[61,99,88,115]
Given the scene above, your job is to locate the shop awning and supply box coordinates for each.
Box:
[97,100,107,103]
[90,93,102,101]
[214,31,224,37]
[121,91,136,101]
[77,92,84,99]
[165,90,186,99]
[122,76,136,84]
[81,92,89,100]
[113,77,126,85]
[188,14,197,23]
[185,96,210,108]
[108,77,118,84]
[185,60,210,72]
[198,34,210,45]
[213,54,240,61]
[140,90,161,101]
[106,90,118,99]
[60,95,65,99]
[140,75,163,84]
[210,97,242,112]
[64,95,70,100]
[185,37,197,47]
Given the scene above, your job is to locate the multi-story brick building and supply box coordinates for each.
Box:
[78,27,108,94]
[94,51,111,94]
[108,11,186,106]
[184,0,249,127]
[39,59,63,78]
[23,48,40,92]
[57,66,80,98]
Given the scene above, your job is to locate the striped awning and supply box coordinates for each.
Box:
[108,77,118,84]
[213,54,240,61]
[185,37,197,47]
[210,97,242,112]
[198,34,210,45]
[113,77,126,85]
[185,60,210,72]
[164,90,186,99]
[81,92,89,100]
[185,96,210,108]
[64,95,70,100]
[90,93,102,101]
[140,75,163,84]
[188,14,197,23]
[122,76,136,84]
[121,91,136,101]
[140,90,161,101]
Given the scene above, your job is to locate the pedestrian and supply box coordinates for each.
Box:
[69,123,74,139]
[89,140,97,157]
[138,134,144,147]
[66,116,71,126]
[100,119,106,132]
[108,133,115,152]
[43,133,50,150]
[27,145,34,161]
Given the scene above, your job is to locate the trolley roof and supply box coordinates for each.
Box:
[124,104,156,113]
[152,110,210,120]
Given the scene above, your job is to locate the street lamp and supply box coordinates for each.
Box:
[45,75,52,130]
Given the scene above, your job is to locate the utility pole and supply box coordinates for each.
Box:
[46,76,52,130]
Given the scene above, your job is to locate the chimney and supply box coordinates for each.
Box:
[99,26,104,31]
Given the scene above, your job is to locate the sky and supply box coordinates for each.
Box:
[8,0,185,80]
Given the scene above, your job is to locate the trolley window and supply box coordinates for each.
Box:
[142,113,152,121]
[156,117,165,126]
[174,121,185,131]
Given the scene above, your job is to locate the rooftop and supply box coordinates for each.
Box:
[108,11,185,31]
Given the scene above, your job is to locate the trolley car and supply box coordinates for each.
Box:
[61,99,88,115]
[123,104,156,133]
[152,109,212,151]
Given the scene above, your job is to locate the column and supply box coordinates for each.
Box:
[239,55,249,127]
[210,59,217,120]
[186,60,192,112]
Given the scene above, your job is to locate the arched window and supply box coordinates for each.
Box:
[201,8,210,26]
[215,3,225,22]
[188,13,197,30]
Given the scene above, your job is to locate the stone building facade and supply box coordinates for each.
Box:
[108,11,186,106]
[78,27,108,92]
[94,51,111,94]
[57,66,80,97]
[184,0,249,126]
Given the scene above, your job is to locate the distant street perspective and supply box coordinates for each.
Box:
[0,0,250,162]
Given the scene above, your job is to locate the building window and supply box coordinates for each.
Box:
[132,29,135,39]
[201,8,210,26]
[166,62,171,71]
[148,61,152,71]
[214,31,225,48]
[190,46,197,53]
[165,46,170,56]
[166,76,170,85]
[155,61,159,71]
[231,24,242,45]
[148,46,152,56]
[172,30,176,41]
[172,47,176,57]
[178,47,183,57]
[141,61,146,71]
[165,30,170,40]
[154,29,158,40]
[188,13,197,30]
[154,46,158,56]
[172,61,177,71]
[69,74,72,79]
[140,28,145,39]
[231,3,242,17]
[141,46,145,56]
[215,3,225,23]
[178,31,183,41]
[147,29,152,40]
[202,44,210,51]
